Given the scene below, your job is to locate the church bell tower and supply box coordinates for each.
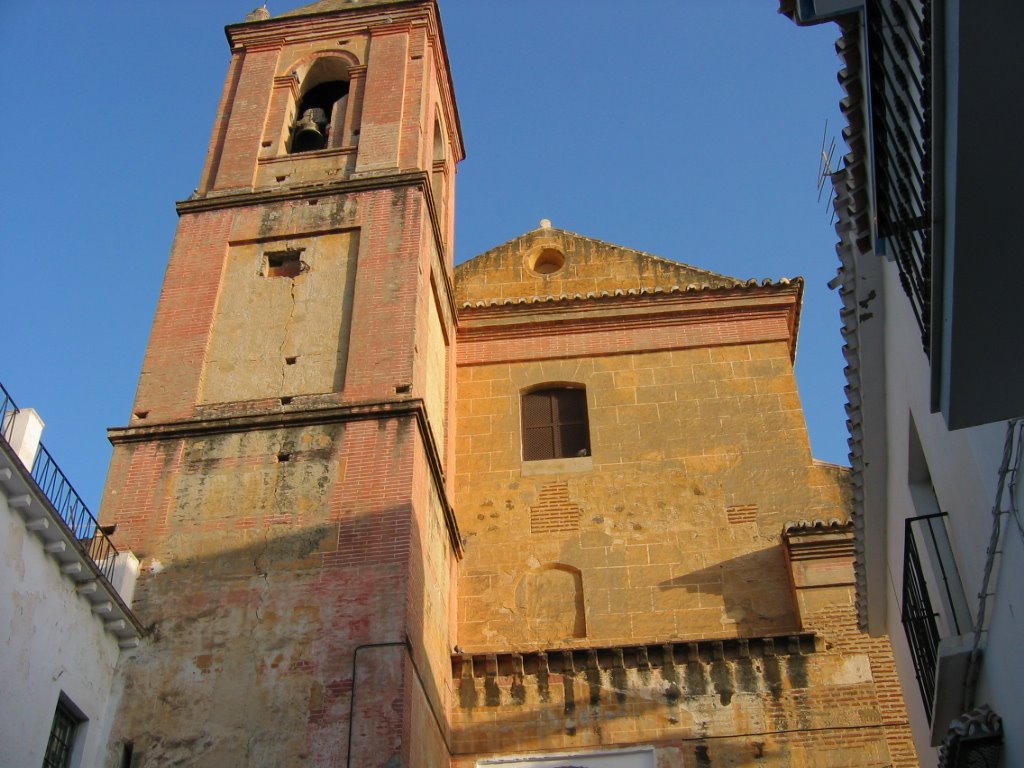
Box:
[100,1,464,765]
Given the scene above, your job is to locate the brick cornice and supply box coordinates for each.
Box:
[453,632,820,676]
[225,1,433,50]
[108,397,463,558]
[783,519,856,562]
[457,285,802,364]
[459,284,799,326]
[176,170,427,214]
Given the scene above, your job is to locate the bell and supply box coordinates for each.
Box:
[292,107,327,152]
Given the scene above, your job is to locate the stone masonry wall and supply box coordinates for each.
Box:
[449,273,915,764]
[454,343,847,651]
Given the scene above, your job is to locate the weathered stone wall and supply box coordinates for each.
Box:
[450,357,916,763]
[454,227,739,306]
[454,344,847,651]
[449,634,910,767]
[201,231,359,404]
[103,418,421,766]
[450,231,914,765]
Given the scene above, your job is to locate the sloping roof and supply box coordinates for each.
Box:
[455,225,759,308]
[276,0,416,18]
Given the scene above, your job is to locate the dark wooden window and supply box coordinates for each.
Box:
[521,387,590,461]
[42,699,81,768]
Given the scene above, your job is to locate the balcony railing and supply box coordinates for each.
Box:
[901,513,971,719]
[1,380,118,583]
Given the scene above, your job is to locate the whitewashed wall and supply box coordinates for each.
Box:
[875,255,1023,765]
[1,489,125,767]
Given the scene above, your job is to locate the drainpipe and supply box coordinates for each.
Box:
[963,418,1022,711]
[346,640,410,768]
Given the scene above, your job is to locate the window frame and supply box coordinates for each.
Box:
[42,697,84,768]
[520,386,591,462]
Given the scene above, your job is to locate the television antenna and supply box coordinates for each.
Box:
[817,119,840,224]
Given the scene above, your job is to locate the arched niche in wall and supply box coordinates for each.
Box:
[514,563,587,642]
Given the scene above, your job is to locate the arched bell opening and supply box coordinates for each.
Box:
[289,58,351,154]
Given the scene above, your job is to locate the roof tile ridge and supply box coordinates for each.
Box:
[459,278,802,309]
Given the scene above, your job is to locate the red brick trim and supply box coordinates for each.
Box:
[458,308,795,367]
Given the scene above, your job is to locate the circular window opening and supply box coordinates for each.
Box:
[532,248,565,275]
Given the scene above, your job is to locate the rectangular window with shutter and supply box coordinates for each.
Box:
[521,387,590,461]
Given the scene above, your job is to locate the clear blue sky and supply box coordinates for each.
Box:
[0,1,848,512]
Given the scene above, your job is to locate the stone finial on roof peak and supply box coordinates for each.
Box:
[245,4,271,22]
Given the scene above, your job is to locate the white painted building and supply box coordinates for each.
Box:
[1,389,141,768]
[784,1,1024,766]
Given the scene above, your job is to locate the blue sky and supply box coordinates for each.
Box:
[0,1,848,511]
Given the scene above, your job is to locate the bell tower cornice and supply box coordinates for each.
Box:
[225,1,434,51]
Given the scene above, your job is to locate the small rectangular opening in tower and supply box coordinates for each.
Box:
[266,250,302,278]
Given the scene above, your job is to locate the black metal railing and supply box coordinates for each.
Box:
[902,518,941,717]
[902,513,969,720]
[1,380,119,583]
[868,0,933,354]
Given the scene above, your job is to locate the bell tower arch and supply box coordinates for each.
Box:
[100,2,464,766]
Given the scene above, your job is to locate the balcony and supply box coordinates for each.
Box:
[901,513,971,732]
[1,381,141,647]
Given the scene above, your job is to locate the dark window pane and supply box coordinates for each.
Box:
[558,423,589,457]
[554,389,587,423]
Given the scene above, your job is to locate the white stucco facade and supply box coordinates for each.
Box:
[855,255,1024,763]
[785,2,1023,762]
[1,408,139,767]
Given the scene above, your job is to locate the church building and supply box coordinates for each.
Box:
[88,1,917,765]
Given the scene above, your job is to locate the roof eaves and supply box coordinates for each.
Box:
[275,0,419,19]
[458,277,802,311]
[830,16,872,630]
